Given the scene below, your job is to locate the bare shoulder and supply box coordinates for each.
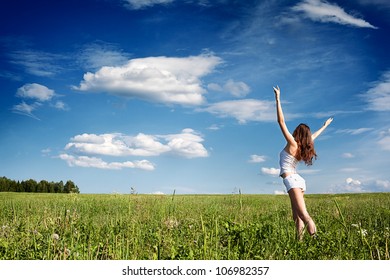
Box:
[285,142,298,156]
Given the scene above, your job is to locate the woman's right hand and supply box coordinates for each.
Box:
[324,117,333,127]
[273,85,280,99]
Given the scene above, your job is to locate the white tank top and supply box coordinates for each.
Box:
[279,149,298,176]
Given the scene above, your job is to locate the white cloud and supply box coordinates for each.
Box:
[311,110,361,118]
[224,79,251,98]
[151,191,165,195]
[161,128,208,158]
[59,154,155,170]
[123,0,174,10]
[274,190,287,195]
[261,167,280,176]
[78,42,130,70]
[339,167,360,172]
[336,128,374,135]
[340,177,364,193]
[207,124,223,130]
[13,83,68,119]
[329,177,390,193]
[12,101,41,120]
[378,129,390,151]
[299,169,320,175]
[200,99,275,124]
[52,101,69,111]
[375,180,390,190]
[74,53,222,106]
[207,83,223,92]
[362,71,390,112]
[249,155,267,163]
[292,0,377,29]
[8,50,65,77]
[64,128,208,159]
[16,83,55,102]
[208,79,251,98]
[341,152,354,158]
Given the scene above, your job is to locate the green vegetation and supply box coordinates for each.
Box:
[0,176,80,193]
[0,192,389,260]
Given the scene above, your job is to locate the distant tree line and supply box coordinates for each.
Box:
[0,176,80,193]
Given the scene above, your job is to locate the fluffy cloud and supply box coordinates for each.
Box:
[200,99,275,124]
[64,128,208,159]
[59,154,155,170]
[161,128,209,158]
[292,0,377,29]
[248,155,267,163]
[362,71,390,111]
[329,177,364,193]
[261,167,280,176]
[16,83,54,101]
[13,83,68,119]
[208,79,251,98]
[60,129,207,171]
[74,54,222,106]
[52,101,69,111]
[329,177,390,193]
[66,133,168,157]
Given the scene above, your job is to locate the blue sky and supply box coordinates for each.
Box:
[1,0,389,194]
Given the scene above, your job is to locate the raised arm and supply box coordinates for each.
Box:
[274,86,296,146]
[311,117,333,141]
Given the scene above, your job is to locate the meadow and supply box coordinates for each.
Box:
[0,192,389,260]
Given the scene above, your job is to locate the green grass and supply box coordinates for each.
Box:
[0,192,389,260]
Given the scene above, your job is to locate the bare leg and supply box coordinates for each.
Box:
[288,188,316,239]
[291,199,305,240]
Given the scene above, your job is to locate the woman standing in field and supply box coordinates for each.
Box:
[273,85,333,240]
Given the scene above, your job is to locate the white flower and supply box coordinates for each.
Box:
[360,229,368,237]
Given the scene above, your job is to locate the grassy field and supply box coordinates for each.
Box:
[0,192,389,260]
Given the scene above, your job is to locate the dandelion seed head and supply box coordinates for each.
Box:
[52,233,59,240]
[164,218,179,229]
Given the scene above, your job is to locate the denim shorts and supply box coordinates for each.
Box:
[283,173,306,193]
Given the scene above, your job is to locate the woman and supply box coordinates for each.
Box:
[273,85,333,240]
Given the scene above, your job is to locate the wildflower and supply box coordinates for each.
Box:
[360,229,368,237]
[1,225,10,237]
[164,218,179,229]
[52,233,59,240]
[351,223,368,236]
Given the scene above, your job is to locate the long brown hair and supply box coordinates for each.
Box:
[293,123,317,166]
